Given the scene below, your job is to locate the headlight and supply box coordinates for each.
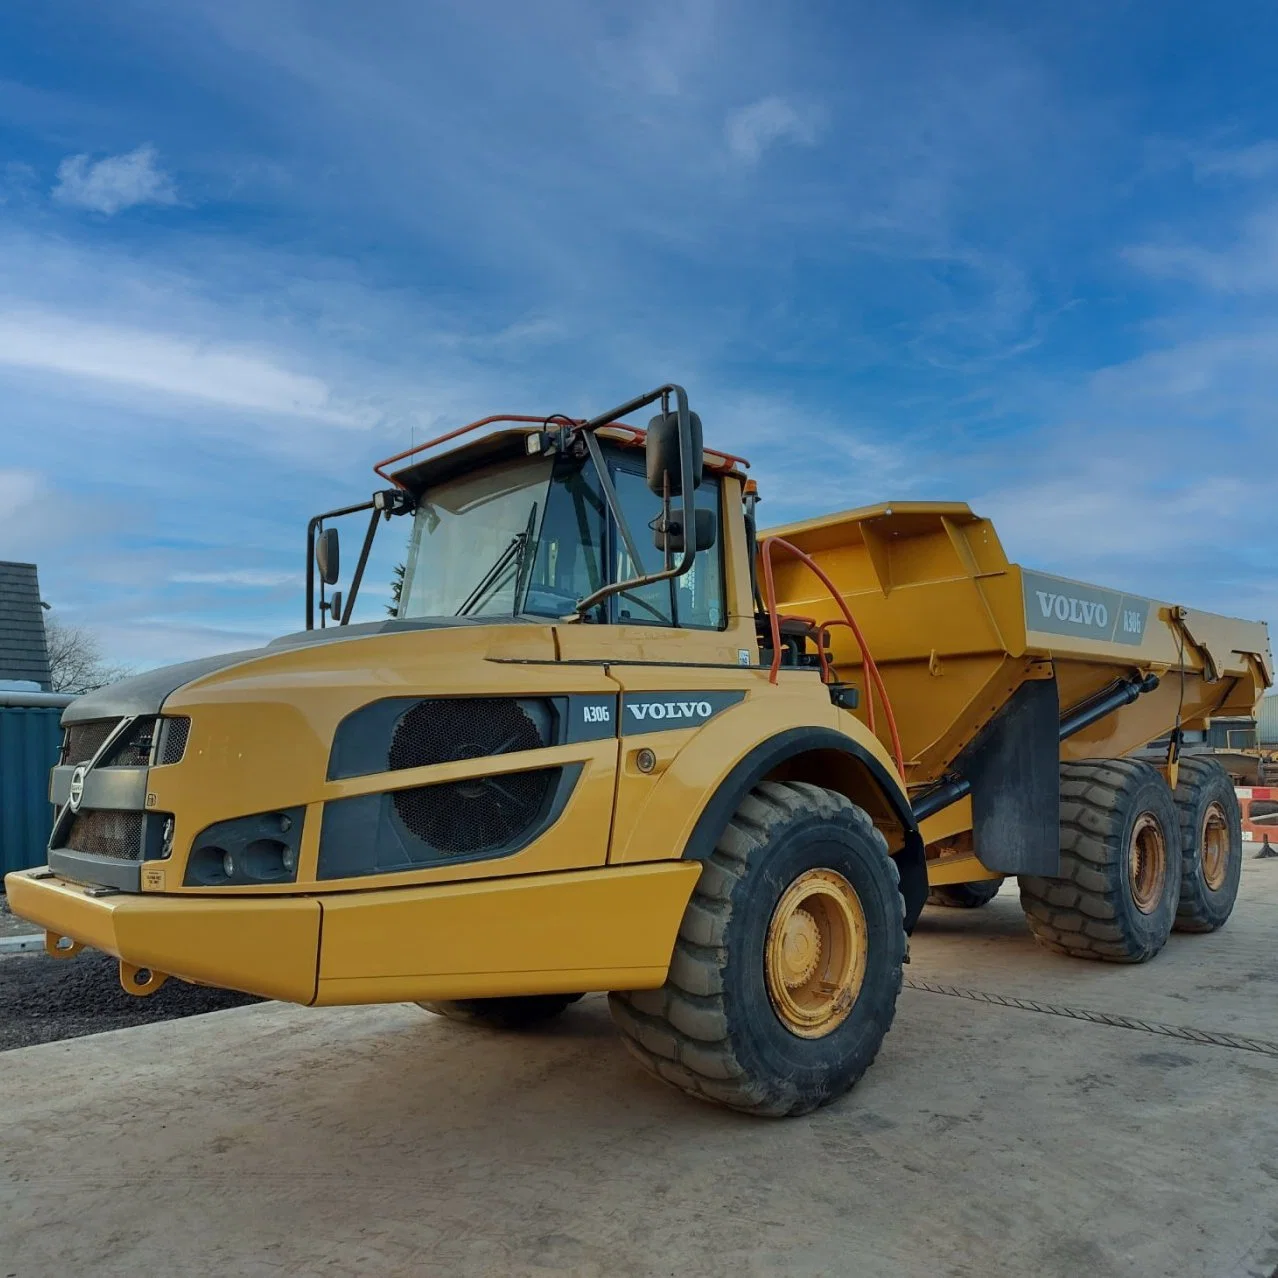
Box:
[184,808,305,886]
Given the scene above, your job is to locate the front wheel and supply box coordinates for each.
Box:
[609,781,906,1117]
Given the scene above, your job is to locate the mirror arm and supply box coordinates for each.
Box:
[672,383,697,581]
[570,384,698,620]
[582,384,673,433]
[303,498,376,629]
[306,516,322,630]
[341,505,383,625]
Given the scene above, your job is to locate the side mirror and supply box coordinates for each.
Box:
[645,410,703,496]
[329,590,344,625]
[316,527,340,585]
[653,506,717,554]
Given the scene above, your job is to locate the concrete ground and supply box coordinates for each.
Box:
[2,858,1275,1278]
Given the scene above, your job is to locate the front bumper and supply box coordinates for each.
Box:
[3,860,701,1006]
[5,869,321,1002]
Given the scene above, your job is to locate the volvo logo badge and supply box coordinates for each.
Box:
[68,765,87,812]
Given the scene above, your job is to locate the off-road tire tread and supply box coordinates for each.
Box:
[609,780,904,1117]
[1171,755,1242,933]
[927,879,1002,909]
[1019,759,1176,964]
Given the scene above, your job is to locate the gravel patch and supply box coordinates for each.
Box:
[0,892,41,939]
[0,949,261,1051]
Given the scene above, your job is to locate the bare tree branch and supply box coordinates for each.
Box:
[44,616,133,695]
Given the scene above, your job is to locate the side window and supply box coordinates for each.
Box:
[610,468,674,625]
[675,480,724,629]
[608,467,725,630]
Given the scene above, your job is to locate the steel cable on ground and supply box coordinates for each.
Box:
[904,978,1278,1057]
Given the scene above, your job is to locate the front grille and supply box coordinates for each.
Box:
[57,809,145,860]
[159,716,191,765]
[62,719,121,765]
[393,766,558,856]
[389,698,548,771]
[101,717,158,768]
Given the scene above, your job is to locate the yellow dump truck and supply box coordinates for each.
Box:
[6,384,1272,1115]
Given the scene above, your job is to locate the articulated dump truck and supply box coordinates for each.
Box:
[7,384,1271,1116]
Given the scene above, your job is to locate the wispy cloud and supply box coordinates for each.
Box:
[1191,139,1278,182]
[52,143,178,215]
[725,96,823,164]
[1125,203,1278,294]
[171,570,294,587]
[0,310,371,425]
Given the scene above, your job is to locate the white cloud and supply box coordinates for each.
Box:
[1192,140,1278,182]
[1125,203,1278,294]
[0,467,106,564]
[725,96,822,164]
[52,144,178,215]
[94,619,282,666]
[984,467,1252,562]
[1,161,38,205]
[0,310,370,426]
[171,570,294,587]
[0,467,43,516]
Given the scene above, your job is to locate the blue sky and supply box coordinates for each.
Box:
[1,0,1276,669]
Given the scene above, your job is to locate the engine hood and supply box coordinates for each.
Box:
[61,615,552,724]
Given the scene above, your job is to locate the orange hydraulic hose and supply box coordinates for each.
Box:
[758,536,905,779]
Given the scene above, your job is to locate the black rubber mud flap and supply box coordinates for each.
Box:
[965,678,1061,876]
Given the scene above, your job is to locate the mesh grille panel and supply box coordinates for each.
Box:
[393,767,557,857]
[62,720,120,765]
[102,717,157,768]
[58,810,144,860]
[159,717,190,765]
[388,698,547,772]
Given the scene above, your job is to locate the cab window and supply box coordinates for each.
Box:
[608,466,724,629]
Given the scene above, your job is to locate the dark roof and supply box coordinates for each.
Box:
[0,562,52,690]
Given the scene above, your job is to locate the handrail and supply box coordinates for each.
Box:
[372,415,751,489]
[758,535,905,779]
[813,619,873,734]
[374,415,554,488]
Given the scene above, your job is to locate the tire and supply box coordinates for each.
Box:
[608,781,906,1117]
[1171,757,1243,933]
[1019,759,1181,963]
[416,993,582,1029]
[927,879,1002,909]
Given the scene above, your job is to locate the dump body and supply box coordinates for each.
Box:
[763,502,1273,796]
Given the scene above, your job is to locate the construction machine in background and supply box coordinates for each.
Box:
[6,384,1272,1115]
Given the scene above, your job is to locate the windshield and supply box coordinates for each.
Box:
[398,456,607,619]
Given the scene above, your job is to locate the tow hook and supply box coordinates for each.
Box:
[44,932,83,960]
[119,962,169,997]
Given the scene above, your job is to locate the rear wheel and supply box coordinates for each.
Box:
[416,994,582,1029]
[1172,757,1243,933]
[1019,759,1181,963]
[609,781,906,1117]
[927,879,1002,909]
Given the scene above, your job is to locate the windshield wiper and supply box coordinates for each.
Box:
[455,503,538,617]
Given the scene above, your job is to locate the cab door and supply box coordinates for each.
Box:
[553,459,759,863]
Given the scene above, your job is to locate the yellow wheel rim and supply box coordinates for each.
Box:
[1200,801,1230,892]
[1128,812,1167,914]
[765,868,868,1038]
